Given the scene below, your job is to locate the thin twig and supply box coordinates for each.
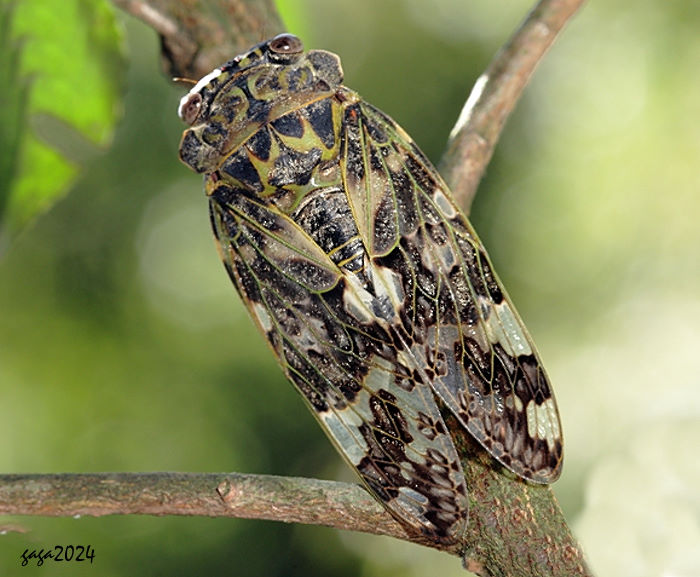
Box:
[439,0,587,213]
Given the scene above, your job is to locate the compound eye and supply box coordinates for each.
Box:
[178,92,203,125]
[268,34,304,62]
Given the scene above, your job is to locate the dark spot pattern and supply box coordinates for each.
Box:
[246,127,272,161]
[221,148,263,192]
[272,111,304,137]
[268,144,322,187]
[305,98,335,148]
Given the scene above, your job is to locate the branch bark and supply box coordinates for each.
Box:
[0,472,413,542]
[0,429,591,575]
[112,0,284,79]
[4,1,592,575]
[439,0,586,213]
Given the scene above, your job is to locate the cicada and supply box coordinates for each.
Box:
[177,34,562,544]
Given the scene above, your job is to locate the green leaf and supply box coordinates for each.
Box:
[0,0,124,246]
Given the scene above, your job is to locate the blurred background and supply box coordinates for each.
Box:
[1,0,699,575]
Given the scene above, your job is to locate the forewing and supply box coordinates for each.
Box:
[209,183,469,543]
[342,102,563,483]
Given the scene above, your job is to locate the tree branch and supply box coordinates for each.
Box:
[112,0,284,79]
[0,430,592,575]
[0,472,414,543]
[439,0,587,213]
[451,421,591,575]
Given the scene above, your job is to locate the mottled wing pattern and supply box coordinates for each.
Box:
[340,101,563,483]
[208,182,469,543]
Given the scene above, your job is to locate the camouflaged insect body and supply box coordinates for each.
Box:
[178,34,563,544]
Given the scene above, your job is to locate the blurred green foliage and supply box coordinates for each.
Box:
[1,1,700,576]
[0,0,124,244]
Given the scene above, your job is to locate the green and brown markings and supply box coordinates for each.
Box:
[177,34,563,544]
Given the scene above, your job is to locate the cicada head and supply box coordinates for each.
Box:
[177,34,343,174]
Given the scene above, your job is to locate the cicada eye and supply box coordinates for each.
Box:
[179,92,203,125]
[268,34,304,62]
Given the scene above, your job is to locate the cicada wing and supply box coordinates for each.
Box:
[209,186,469,543]
[341,102,563,483]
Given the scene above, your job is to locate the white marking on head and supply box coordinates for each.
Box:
[177,67,223,119]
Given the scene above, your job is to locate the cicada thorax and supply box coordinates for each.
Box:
[206,90,371,275]
[180,36,369,277]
